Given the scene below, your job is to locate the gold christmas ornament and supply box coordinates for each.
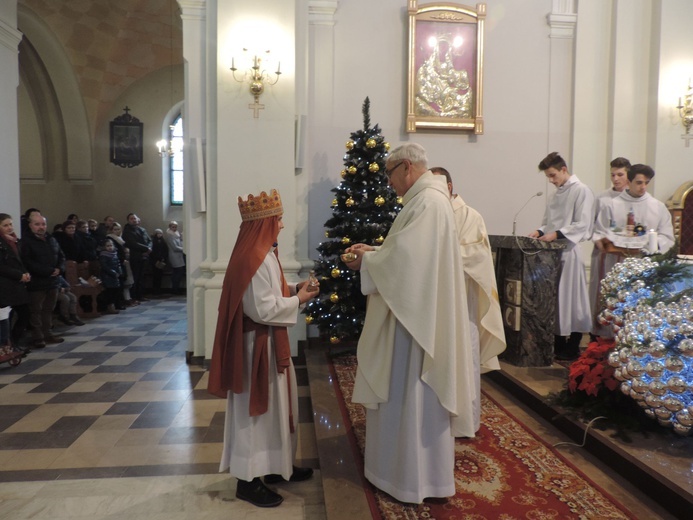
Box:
[331,198,338,207]
[331,268,341,278]
[368,162,380,173]
[325,231,330,237]
[366,138,377,148]
[305,315,314,324]
[384,142,390,151]
[345,197,355,207]
[374,195,385,206]
[340,169,346,178]
[376,235,384,244]
[330,292,339,303]
[341,236,351,245]
[346,140,354,150]
[347,166,357,174]
[330,336,340,344]
[396,196,403,204]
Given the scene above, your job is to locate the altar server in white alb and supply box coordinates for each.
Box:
[593,163,675,258]
[343,143,476,504]
[589,157,630,338]
[529,152,595,360]
[432,166,506,433]
[208,189,318,509]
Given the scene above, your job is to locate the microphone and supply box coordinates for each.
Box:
[512,191,543,236]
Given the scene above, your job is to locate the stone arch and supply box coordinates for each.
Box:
[17,4,92,183]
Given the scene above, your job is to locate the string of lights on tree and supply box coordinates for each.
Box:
[597,252,693,435]
[302,98,402,344]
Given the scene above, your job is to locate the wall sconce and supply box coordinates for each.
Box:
[230,49,282,118]
[157,125,183,157]
[676,79,693,147]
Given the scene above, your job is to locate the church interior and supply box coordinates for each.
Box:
[1,0,693,518]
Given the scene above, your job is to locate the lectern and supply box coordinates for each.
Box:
[489,235,566,367]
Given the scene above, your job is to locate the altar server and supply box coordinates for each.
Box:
[209,189,318,508]
[529,152,595,360]
[343,143,476,503]
[593,164,675,260]
[589,157,630,338]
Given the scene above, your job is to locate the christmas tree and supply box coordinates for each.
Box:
[303,98,401,344]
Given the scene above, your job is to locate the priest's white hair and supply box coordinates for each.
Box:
[389,143,428,169]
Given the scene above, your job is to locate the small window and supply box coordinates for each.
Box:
[170,115,184,206]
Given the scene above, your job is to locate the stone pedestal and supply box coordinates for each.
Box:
[489,235,566,366]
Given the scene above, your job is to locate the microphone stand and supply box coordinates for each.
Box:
[512,191,543,236]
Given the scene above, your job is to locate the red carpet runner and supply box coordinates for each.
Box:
[329,353,636,520]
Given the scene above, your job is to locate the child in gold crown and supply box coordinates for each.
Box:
[208,189,319,508]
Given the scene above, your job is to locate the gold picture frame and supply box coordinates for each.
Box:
[406,2,485,134]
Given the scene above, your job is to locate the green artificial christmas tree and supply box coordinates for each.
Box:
[303,98,401,344]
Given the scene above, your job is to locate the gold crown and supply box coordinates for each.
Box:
[237,189,283,222]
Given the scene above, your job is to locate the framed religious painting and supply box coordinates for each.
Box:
[110,107,143,168]
[406,2,485,134]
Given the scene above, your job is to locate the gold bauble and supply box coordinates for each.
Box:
[330,336,340,344]
[331,268,341,278]
[331,198,338,207]
[384,142,390,151]
[366,138,377,148]
[368,162,380,173]
[341,236,351,245]
[330,293,339,303]
[325,231,330,237]
[376,235,384,244]
[374,195,385,206]
[346,140,354,150]
[347,166,357,174]
[340,169,346,178]
[396,196,403,204]
[345,197,355,207]
[305,315,314,324]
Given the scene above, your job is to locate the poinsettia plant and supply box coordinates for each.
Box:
[567,337,620,397]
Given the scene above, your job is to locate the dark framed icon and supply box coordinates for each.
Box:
[110,107,143,167]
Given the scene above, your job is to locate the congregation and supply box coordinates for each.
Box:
[0,209,186,358]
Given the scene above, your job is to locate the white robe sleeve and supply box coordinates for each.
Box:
[242,254,299,327]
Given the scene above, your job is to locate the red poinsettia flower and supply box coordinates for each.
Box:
[567,338,618,397]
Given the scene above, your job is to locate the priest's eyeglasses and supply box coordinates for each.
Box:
[385,161,405,178]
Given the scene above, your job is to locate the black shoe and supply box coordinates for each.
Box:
[45,336,64,344]
[264,466,314,484]
[555,349,580,361]
[70,315,85,326]
[57,315,72,326]
[32,340,46,349]
[236,478,283,508]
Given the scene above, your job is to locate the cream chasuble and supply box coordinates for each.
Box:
[451,195,506,431]
[352,172,476,503]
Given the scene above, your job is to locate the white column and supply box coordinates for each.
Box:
[546,0,577,159]
[179,0,208,358]
[0,5,22,223]
[191,0,301,358]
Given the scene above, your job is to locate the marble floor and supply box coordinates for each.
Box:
[0,297,323,520]
[0,299,684,519]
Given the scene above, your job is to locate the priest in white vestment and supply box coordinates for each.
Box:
[343,143,476,504]
[432,166,506,432]
[208,189,318,508]
[588,158,629,338]
[529,152,595,360]
[593,164,675,294]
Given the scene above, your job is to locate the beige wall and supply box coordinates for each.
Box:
[19,65,184,234]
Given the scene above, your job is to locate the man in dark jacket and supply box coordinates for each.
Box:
[122,213,152,302]
[20,214,65,348]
